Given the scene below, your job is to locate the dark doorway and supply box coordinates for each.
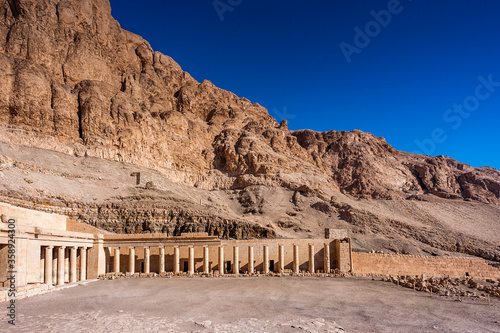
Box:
[141,262,144,273]
[226,260,232,272]
[0,245,8,282]
[183,261,188,272]
[270,260,275,272]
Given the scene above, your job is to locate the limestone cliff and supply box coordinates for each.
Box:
[0,0,499,261]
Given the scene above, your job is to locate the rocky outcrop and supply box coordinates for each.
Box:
[0,192,275,239]
[1,0,499,205]
[0,141,498,262]
[0,0,276,183]
[334,201,500,261]
[78,199,276,239]
[292,130,500,204]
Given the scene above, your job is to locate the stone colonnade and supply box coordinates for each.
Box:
[42,245,88,286]
[108,243,337,276]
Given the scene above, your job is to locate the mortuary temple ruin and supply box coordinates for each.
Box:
[1,201,499,300]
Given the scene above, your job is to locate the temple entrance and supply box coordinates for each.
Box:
[226,261,232,273]
[270,260,275,272]
[183,261,188,272]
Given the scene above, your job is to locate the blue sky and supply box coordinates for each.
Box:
[109,0,500,169]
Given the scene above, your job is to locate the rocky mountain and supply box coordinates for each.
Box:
[0,0,499,261]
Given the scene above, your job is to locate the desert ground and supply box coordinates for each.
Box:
[3,277,499,333]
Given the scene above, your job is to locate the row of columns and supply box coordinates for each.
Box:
[111,243,331,275]
[43,246,87,286]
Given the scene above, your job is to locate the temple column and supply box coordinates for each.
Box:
[64,248,70,282]
[248,246,254,274]
[173,246,180,274]
[263,245,269,274]
[144,247,150,274]
[57,246,65,286]
[114,247,120,274]
[218,246,224,275]
[80,247,87,281]
[188,246,195,275]
[233,246,239,275]
[293,244,299,273]
[40,248,45,283]
[278,244,285,273]
[70,246,77,283]
[324,243,330,274]
[44,246,53,285]
[309,244,315,273]
[203,246,209,274]
[52,248,58,284]
[128,247,135,274]
[159,246,165,274]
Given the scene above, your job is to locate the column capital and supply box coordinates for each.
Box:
[59,245,66,250]
[129,246,135,250]
[72,246,78,250]
[46,245,54,249]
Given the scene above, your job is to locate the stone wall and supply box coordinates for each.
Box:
[324,228,348,239]
[0,202,67,230]
[336,239,352,272]
[66,219,107,234]
[352,252,500,279]
[0,202,97,286]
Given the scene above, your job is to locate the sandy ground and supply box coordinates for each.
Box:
[2,277,499,333]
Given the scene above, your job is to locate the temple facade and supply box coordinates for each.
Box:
[2,201,499,295]
[0,202,352,289]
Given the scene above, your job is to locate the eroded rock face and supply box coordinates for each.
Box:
[0,0,276,183]
[0,0,499,208]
